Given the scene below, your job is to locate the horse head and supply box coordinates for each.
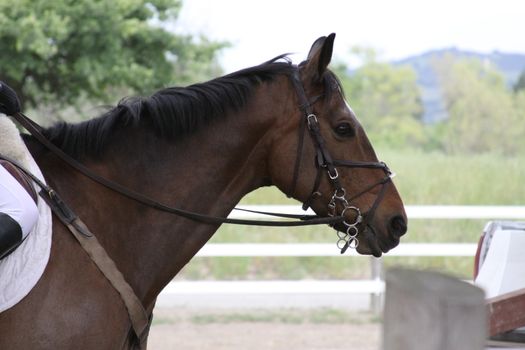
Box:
[268,34,407,257]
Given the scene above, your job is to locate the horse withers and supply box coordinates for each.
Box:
[0,34,406,349]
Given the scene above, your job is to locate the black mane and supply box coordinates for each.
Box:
[41,55,296,158]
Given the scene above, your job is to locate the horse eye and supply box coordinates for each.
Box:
[334,122,355,137]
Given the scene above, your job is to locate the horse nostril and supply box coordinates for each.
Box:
[390,215,407,238]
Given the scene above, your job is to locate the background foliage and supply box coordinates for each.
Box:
[335,49,525,155]
[0,0,225,115]
[1,0,523,280]
[1,0,523,156]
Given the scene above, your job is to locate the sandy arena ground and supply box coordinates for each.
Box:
[148,307,381,350]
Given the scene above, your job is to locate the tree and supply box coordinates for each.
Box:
[0,0,226,112]
[334,48,424,148]
[434,55,524,155]
[514,70,525,93]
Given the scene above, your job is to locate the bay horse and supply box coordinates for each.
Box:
[0,34,407,349]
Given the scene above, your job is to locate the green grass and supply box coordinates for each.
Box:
[177,150,524,280]
[240,150,525,205]
[153,308,378,325]
[380,150,525,205]
[151,316,182,326]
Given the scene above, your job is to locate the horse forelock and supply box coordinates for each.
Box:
[40,55,296,159]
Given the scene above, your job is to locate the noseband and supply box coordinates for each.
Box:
[289,70,394,254]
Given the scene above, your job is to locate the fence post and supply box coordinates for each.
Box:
[382,268,486,350]
[370,256,383,314]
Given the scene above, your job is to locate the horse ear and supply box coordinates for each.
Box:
[303,33,336,82]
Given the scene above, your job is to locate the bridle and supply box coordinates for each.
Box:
[5,68,393,254]
[288,69,395,253]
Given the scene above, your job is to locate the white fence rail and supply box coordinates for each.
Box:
[159,205,525,310]
[195,242,477,257]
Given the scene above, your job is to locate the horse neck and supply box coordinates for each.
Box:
[69,81,290,308]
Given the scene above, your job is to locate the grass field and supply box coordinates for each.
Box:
[177,150,525,280]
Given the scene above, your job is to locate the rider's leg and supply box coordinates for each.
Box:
[0,165,38,259]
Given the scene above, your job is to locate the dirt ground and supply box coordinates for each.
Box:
[148,307,381,350]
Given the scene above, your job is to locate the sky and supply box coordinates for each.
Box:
[172,0,524,73]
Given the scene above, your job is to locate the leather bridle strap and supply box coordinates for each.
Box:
[288,70,331,200]
[288,99,308,198]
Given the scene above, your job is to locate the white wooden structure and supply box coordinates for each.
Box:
[383,268,486,350]
[160,205,525,312]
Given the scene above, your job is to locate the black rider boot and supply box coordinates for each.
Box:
[0,212,23,260]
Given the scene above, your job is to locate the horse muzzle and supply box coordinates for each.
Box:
[354,214,407,257]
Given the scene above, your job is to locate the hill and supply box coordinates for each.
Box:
[393,48,525,123]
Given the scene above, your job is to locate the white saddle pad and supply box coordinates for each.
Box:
[0,118,52,313]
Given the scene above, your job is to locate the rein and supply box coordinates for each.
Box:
[10,110,345,227]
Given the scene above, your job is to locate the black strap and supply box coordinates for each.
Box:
[232,207,317,220]
[288,107,307,197]
[333,159,391,170]
[302,166,323,211]
[361,179,391,228]
[0,153,93,237]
